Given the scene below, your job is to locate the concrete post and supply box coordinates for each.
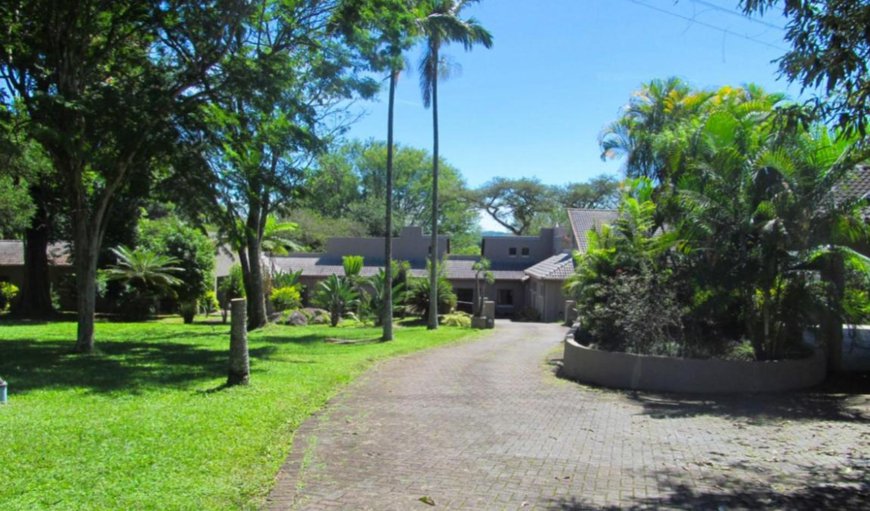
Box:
[483,300,496,329]
[228,298,250,386]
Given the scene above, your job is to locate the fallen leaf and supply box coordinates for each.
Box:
[419,496,435,506]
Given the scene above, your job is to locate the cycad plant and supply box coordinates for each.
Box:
[314,274,359,327]
[368,268,405,327]
[104,246,182,319]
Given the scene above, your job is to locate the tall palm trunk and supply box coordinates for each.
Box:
[428,45,439,330]
[383,68,398,341]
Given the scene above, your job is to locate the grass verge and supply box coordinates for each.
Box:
[0,318,479,510]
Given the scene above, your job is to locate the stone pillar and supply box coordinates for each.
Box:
[564,300,577,326]
[228,298,250,386]
[483,300,496,329]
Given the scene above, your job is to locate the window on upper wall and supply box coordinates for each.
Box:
[521,247,530,257]
[508,247,517,257]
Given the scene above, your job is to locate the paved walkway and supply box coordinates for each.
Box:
[267,321,870,510]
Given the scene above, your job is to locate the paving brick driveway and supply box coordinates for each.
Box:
[267,321,870,510]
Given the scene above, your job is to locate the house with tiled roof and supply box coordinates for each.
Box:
[834,165,870,220]
[268,226,560,318]
[0,240,73,293]
[263,209,619,322]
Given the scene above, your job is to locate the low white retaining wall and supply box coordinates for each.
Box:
[562,337,827,393]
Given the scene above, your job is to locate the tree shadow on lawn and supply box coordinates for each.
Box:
[0,338,278,395]
[545,458,869,510]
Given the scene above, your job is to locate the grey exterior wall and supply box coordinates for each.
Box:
[529,278,566,322]
[482,228,564,264]
[326,226,449,265]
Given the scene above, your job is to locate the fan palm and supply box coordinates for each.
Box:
[417,0,492,330]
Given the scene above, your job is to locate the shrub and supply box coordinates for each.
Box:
[726,340,757,361]
[199,290,220,316]
[270,286,302,312]
[272,270,303,290]
[138,217,215,322]
[441,311,471,328]
[407,276,456,319]
[217,264,246,322]
[0,282,19,311]
[514,307,540,322]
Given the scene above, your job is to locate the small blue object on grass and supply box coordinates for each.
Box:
[0,378,7,404]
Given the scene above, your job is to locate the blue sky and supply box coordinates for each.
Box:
[343,0,798,229]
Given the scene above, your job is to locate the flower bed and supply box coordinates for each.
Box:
[562,336,826,393]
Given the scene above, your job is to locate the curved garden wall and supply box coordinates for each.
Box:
[562,337,826,393]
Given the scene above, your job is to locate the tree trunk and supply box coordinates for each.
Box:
[14,185,53,317]
[245,228,268,331]
[227,298,250,386]
[428,48,439,331]
[821,253,845,374]
[383,68,398,341]
[72,218,98,353]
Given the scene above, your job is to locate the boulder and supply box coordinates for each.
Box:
[285,310,308,326]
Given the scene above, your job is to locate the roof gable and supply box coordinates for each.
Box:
[566,209,618,252]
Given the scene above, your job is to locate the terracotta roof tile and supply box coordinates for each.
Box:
[566,209,618,252]
[0,241,71,266]
[524,253,574,280]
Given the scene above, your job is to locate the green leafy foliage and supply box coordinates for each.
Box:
[407,274,457,319]
[342,255,364,279]
[741,0,870,135]
[270,286,302,312]
[104,246,183,320]
[314,274,360,327]
[441,311,471,327]
[217,264,246,312]
[580,80,870,360]
[0,281,19,311]
[138,216,215,322]
[367,268,405,326]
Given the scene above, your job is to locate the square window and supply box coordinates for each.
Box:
[508,247,517,256]
[497,289,514,305]
[521,247,530,257]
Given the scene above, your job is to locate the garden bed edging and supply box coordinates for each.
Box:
[562,337,826,393]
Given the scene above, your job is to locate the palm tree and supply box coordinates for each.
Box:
[599,77,712,184]
[104,246,183,319]
[104,246,182,291]
[417,0,492,329]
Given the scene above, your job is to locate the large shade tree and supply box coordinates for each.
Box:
[0,0,246,351]
[417,0,492,329]
[186,0,377,330]
[741,0,870,136]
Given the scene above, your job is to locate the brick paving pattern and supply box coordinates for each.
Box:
[267,321,870,510]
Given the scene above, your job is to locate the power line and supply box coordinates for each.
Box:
[686,0,786,31]
[624,0,788,52]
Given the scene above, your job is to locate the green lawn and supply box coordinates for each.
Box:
[0,318,479,510]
